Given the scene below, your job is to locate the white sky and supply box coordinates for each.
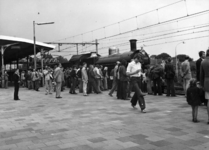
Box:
[0,0,209,60]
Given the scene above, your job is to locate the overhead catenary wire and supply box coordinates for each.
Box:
[96,10,209,41]
[99,35,209,55]
[51,27,209,57]
[99,24,209,44]
[54,0,185,42]
[50,10,209,55]
[82,28,209,53]
[100,23,209,41]
[53,23,209,55]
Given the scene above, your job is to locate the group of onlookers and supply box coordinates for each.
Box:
[5,47,209,123]
[25,69,44,91]
[41,63,111,98]
[1,69,43,91]
[12,69,44,100]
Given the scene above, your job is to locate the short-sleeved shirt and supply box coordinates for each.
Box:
[126,61,142,77]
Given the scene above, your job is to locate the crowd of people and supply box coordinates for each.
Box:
[7,48,209,124]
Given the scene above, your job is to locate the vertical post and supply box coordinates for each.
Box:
[58,44,60,52]
[41,48,44,86]
[76,44,78,55]
[175,50,178,77]
[27,56,29,70]
[95,39,98,54]
[1,46,5,88]
[16,58,19,69]
[33,21,36,69]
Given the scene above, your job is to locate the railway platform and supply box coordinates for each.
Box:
[0,88,209,150]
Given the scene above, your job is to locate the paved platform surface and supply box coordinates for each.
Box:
[0,87,209,150]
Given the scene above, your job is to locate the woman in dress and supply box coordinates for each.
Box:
[13,69,20,100]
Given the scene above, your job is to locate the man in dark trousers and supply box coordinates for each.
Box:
[200,49,209,124]
[13,69,20,100]
[69,66,77,94]
[88,65,100,94]
[164,57,176,97]
[151,61,164,96]
[196,51,205,81]
[127,55,146,113]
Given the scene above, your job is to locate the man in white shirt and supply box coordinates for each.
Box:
[82,62,88,96]
[43,67,50,95]
[54,63,63,98]
[127,54,146,113]
[94,64,102,93]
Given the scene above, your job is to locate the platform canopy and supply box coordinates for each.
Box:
[0,35,56,64]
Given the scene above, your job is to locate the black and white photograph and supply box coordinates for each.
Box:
[0,0,209,149]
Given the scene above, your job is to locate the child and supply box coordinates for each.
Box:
[187,79,202,123]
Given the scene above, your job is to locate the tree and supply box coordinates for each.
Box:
[150,55,157,59]
[44,53,53,59]
[177,54,186,62]
[156,53,171,60]
[56,56,68,63]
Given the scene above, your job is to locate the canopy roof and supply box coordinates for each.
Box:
[0,35,56,64]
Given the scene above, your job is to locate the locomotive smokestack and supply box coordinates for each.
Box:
[129,39,137,51]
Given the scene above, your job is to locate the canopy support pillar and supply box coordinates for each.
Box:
[27,56,29,70]
[1,46,5,88]
[41,48,44,86]
[16,57,19,69]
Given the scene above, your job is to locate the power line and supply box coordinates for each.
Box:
[82,27,209,53]
[50,10,209,55]
[67,9,209,54]
[96,10,209,41]
[54,0,184,42]
[99,24,209,44]
[100,35,209,55]
[100,23,209,41]
[137,29,209,43]
[145,35,209,47]
[56,28,208,56]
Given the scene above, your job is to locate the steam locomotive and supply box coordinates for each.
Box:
[65,39,150,70]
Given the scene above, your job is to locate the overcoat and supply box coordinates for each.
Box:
[200,56,209,92]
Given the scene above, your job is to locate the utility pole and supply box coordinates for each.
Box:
[33,21,36,69]
[76,44,78,55]
[95,39,98,54]
[1,46,5,88]
[41,48,44,86]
